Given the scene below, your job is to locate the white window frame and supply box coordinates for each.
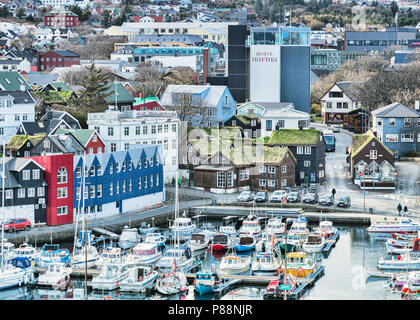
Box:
[297,146,304,154]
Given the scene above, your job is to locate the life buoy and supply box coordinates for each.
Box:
[282,198,287,205]
[296,267,304,276]
[103,296,111,300]
[321,231,327,238]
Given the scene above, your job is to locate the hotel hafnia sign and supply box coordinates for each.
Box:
[250,45,281,102]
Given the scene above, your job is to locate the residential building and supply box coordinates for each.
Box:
[73,145,164,218]
[39,109,82,134]
[113,34,204,51]
[349,130,395,190]
[0,71,32,91]
[55,129,106,154]
[320,81,362,125]
[248,26,311,113]
[37,49,80,72]
[0,58,31,73]
[160,84,237,127]
[268,129,326,185]
[87,108,179,182]
[224,114,261,139]
[371,102,420,159]
[104,83,136,111]
[0,157,47,225]
[132,97,165,111]
[43,10,80,28]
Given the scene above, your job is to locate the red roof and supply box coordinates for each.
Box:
[132,15,164,23]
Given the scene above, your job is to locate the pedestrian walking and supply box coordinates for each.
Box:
[403,205,408,216]
[397,203,402,216]
[332,188,336,198]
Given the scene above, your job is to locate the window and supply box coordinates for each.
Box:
[111,143,117,152]
[116,181,120,194]
[57,206,68,216]
[17,188,25,198]
[122,180,126,193]
[217,171,225,187]
[97,184,102,197]
[326,102,332,109]
[337,102,342,109]
[156,174,159,187]
[108,127,114,136]
[404,118,411,127]
[304,160,311,167]
[5,190,13,199]
[239,169,249,181]
[90,166,95,176]
[232,120,236,126]
[259,166,266,173]
[144,176,148,188]
[76,167,81,178]
[109,183,113,196]
[401,133,414,142]
[172,124,177,132]
[57,186,68,198]
[76,187,81,200]
[268,166,276,174]
[138,177,142,190]
[122,161,126,172]
[92,134,97,142]
[23,170,30,180]
[57,167,67,184]
[97,165,102,175]
[38,187,45,197]
[151,125,156,134]
[124,143,130,150]
[144,158,148,168]
[281,179,287,187]
[158,125,162,133]
[305,147,311,154]
[377,119,382,126]
[164,124,168,133]
[84,186,88,199]
[266,120,272,131]
[44,139,50,148]
[281,165,287,173]
[109,163,114,174]
[297,146,303,154]
[136,126,141,135]
[386,134,398,142]
[268,180,275,187]
[388,118,396,126]
[150,175,153,188]
[343,102,348,109]
[128,179,132,192]
[143,126,148,134]
[172,139,177,149]
[369,150,377,160]
[259,179,266,187]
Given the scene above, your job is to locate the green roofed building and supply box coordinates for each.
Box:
[0,71,32,91]
[6,134,46,157]
[105,83,135,110]
[268,128,326,185]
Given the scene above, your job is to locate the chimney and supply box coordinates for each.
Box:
[415,100,419,110]
[202,48,209,85]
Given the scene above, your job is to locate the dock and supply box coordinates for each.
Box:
[289,266,325,300]
[322,231,340,258]
[185,273,278,285]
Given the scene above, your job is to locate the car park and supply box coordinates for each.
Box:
[336,196,351,208]
[269,190,287,202]
[302,192,318,204]
[319,194,334,206]
[255,191,268,202]
[0,218,32,232]
[237,191,255,202]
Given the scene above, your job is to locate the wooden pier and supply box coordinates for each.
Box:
[289,266,325,300]
[322,231,340,258]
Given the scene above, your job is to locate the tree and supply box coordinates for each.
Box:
[101,10,112,28]
[16,7,25,19]
[78,64,113,112]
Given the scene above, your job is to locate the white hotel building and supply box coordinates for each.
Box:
[87,108,179,183]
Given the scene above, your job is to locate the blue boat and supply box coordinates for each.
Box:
[194,272,221,295]
[235,235,256,252]
[37,244,71,268]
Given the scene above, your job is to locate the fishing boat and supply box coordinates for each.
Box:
[37,244,71,268]
[75,230,99,249]
[155,271,188,295]
[11,243,40,263]
[289,217,310,240]
[219,253,251,276]
[125,242,162,266]
[256,230,283,252]
[187,232,210,251]
[96,247,124,267]
[239,214,262,237]
[263,274,297,300]
[70,245,101,269]
[303,234,325,254]
[392,232,419,242]
[210,233,233,252]
[169,215,197,242]
[264,217,286,236]
[156,246,193,273]
[377,252,420,271]
[251,252,281,275]
[91,262,129,291]
[390,271,420,291]
[314,221,338,239]
[280,252,316,278]
[37,262,72,290]
[0,258,33,290]
[0,240,15,263]
[275,234,300,254]
[219,225,237,237]
[139,221,158,235]
[234,235,256,252]
[118,226,140,250]
[194,272,221,295]
[119,266,159,293]
[368,217,420,234]
[144,232,166,248]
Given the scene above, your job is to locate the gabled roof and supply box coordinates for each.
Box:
[0,90,35,104]
[371,102,420,118]
[55,129,99,147]
[18,122,48,135]
[7,133,46,151]
[351,130,393,158]
[44,49,80,57]
[268,129,322,146]
[160,84,230,107]
[104,83,135,104]
[320,81,360,102]
[0,71,32,91]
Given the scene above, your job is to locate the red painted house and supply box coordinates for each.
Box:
[132,96,166,111]
[43,10,80,28]
[38,49,80,72]
[30,154,74,226]
[55,129,106,154]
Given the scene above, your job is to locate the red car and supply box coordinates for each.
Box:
[2,218,32,232]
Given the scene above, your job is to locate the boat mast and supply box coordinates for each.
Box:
[84,217,88,300]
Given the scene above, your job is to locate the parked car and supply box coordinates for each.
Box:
[308,184,317,194]
[0,218,32,232]
[286,192,300,203]
[319,195,334,206]
[331,125,340,133]
[269,190,287,202]
[336,196,351,208]
[302,192,318,204]
[255,191,268,202]
[237,191,254,202]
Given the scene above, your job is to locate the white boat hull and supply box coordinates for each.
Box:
[0,268,25,290]
[119,273,159,292]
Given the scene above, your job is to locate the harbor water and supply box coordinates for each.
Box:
[0,224,404,300]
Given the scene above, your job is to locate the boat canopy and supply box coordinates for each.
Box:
[239,236,254,245]
[9,257,31,269]
[191,233,206,242]
[213,234,228,243]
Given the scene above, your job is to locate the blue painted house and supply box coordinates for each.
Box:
[73,145,165,218]
[160,84,237,127]
[372,102,420,159]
